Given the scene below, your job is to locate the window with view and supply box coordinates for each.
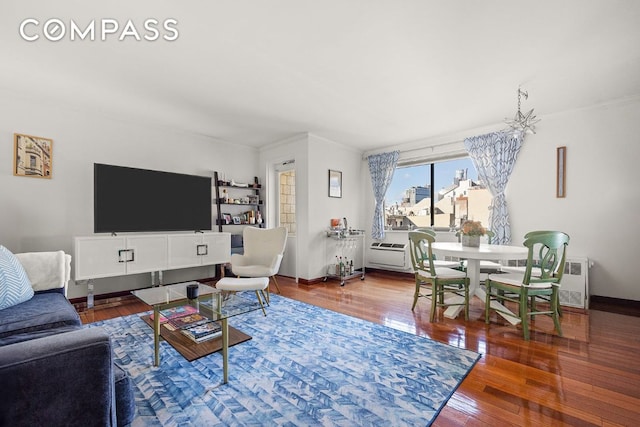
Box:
[384,157,491,230]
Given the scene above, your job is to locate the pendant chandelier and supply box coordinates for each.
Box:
[504,87,540,134]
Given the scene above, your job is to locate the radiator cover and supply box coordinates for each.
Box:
[504,257,590,309]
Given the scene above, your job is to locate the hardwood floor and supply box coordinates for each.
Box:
[79,271,640,426]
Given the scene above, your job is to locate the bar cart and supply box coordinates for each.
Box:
[324,229,366,286]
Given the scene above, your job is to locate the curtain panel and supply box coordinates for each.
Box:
[464,130,523,245]
[367,151,399,240]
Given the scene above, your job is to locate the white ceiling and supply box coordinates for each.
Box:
[2,1,639,152]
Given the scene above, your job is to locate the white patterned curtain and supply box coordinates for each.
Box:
[464,130,523,245]
[368,151,399,240]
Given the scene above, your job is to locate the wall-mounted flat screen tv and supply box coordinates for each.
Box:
[94,163,212,233]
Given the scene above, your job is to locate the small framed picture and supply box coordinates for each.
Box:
[232,216,241,225]
[328,169,342,198]
[223,213,232,224]
[14,133,53,178]
[556,146,566,198]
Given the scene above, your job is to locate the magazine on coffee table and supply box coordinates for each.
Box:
[159,305,198,320]
[169,313,210,329]
[181,321,222,343]
[150,304,199,325]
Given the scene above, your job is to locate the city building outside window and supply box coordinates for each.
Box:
[384,157,490,231]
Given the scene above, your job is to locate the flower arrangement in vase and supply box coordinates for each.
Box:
[459,220,486,247]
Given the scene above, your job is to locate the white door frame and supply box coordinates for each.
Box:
[270,159,298,282]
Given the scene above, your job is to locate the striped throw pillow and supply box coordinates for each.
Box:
[0,245,34,310]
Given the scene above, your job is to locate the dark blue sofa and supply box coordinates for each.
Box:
[0,285,135,426]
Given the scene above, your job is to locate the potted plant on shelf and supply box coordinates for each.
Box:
[459,220,486,247]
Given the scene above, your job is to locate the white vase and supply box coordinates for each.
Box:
[461,235,480,247]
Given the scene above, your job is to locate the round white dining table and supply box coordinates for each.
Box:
[431,242,529,324]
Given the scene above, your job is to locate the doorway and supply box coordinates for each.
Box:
[275,160,297,281]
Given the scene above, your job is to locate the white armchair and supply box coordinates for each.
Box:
[230,227,288,296]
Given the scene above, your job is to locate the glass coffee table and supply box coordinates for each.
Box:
[132,281,262,383]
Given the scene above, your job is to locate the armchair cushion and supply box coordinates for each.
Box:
[0,246,34,310]
[231,253,282,277]
[0,292,81,346]
[230,227,287,278]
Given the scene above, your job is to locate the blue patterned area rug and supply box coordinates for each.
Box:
[88,295,480,426]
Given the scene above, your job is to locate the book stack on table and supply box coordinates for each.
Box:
[180,321,222,343]
[156,305,222,343]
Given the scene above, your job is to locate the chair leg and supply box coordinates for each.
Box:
[255,290,267,316]
[485,281,492,324]
[430,285,437,322]
[270,275,281,294]
[411,280,420,311]
[552,287,563,337]
[264,283,270,305]
[530,295,536,313]
[465,281,470,321]
[556,291,563,317]
[520,289,530,341]
[259,290,269,306]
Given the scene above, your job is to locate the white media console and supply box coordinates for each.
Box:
[74,232,231,307]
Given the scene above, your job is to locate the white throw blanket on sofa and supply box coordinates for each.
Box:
[15,251,71,295]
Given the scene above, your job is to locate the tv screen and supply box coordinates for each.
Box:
[94,163,212,233]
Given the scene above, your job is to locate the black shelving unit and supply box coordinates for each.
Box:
[213,171,264,241]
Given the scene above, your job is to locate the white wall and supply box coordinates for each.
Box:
[259,133,309,280]
[0,95,259,299]
[307,134,364,280]
[4,90,638,300]
[260,133,364,281]
[509,99,640,300]
[361,98,640,301]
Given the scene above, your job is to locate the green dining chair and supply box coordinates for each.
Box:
[499,230,566,315]
[408,230,470,322]
[415,228,462,269]
[485,231,569,340]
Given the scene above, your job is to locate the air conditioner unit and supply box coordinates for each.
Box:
[369,242,407,268]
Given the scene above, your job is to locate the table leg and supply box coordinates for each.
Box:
[443,259,479,320]
[153,306,160,367]
[473,286,520,325]
[222,317,229,384]
[443,259,521,325]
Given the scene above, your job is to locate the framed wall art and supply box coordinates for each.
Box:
[13,133,53,179]
[556,146,566,198]
[328,169,342,198]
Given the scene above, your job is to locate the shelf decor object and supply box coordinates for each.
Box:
[13,133,53,179]
[557,146,566,198]
[328,169,342,198]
